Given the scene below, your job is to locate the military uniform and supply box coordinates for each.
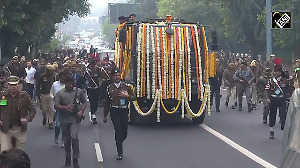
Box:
[257,70,272,124]
[0,76,36,151]
[104,68,136,160]
[84,61,104,124]
[265,66,289,139]
[36,65,56,128]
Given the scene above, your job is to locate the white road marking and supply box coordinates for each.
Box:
[94,143,103,162]
[200,124,277,168]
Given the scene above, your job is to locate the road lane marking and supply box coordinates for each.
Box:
[200,124,277,168]
[94,143,103,162]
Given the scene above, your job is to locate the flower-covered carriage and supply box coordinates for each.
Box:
[114,16,217,124]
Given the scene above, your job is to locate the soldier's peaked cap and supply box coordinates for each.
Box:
[7,76,20,85]
[111,67,121,75]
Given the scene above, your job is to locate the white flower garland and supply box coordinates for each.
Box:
[207,84,211,116]
[157,89,161,122]
[151,26,156,99]
[162,27,167,99]
[136,25,142,97]
[171,28,175,99]
[157,28,162,93]
[178,27,182,99]
[133,89,159,116]
[183,85,208,117]
[194,25,204,100]
[186,27,192,101]
[146,24,151,99]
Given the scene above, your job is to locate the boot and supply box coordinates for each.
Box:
[65,157,71,166]
[238,104,242,111]
[247,103,253,112]
[263,115,267,124]
[73,158,80,168]
[270,131,275,139]
[225,100,229,107]
[234,101,238,107]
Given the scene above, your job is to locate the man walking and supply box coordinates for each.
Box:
[265,65,289,139]
[209,58,223,112]
[24,61,36,99]
[223,62,237,109]
[103,67,136,160]
[36,65,56,128]
[233,61,255,112]
[0,76,36,152]
[54,75,87,167]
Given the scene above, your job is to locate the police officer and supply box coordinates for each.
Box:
[0,76,36,152]
[103,67,136,160]
[265,65,289,139]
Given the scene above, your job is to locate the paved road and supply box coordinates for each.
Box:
[25,92,283,168]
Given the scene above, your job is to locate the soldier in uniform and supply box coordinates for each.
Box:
[36,65,56,128]
[0,71,8,92]
[233,61,255,112]
[209,58,223,112]
[265,65,289,139]
[223,62,237,109]
[84,60,103,124]
[257,68,272,124]
[0,76,36,152]
[103,67,136,160]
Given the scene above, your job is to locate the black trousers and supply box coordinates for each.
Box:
[210,85,221,109]
[269,97,287,130]
[24,83,34,99]
[110,107,128,155]
[87,88,100,115]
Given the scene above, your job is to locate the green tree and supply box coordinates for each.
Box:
[273,0,300,59]
[133,0,159,20]
[101,19,118,46]
[157,0,230,51]
[0,0,90,59]
[219,0,266,59]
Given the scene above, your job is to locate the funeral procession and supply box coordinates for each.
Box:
[0,0,299,168]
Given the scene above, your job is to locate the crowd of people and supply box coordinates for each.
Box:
[0,49,137,167]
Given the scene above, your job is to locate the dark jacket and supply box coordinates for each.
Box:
[0,91,36,133]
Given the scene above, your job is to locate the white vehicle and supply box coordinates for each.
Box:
[68,41,78,49]
[98,49,114,61]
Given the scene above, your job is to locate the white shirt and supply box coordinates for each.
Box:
[50,81,65,99]
[25,67,36,84]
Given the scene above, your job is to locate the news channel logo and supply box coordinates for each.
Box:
[272,11,292,29]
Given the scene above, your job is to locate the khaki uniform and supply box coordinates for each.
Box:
[37,73,55,124]
[0,91,36,151]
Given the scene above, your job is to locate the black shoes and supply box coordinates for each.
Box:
[234,102,238,107]
[225,101,229,107]
[42,118,47,126]
[231,105,235,109]
[65,157,71,166]
[216,108,220,112]
[247,104,253,112]
[116,154,123,160]
[270,131,275,139]
[73,158,80,168]
[91,115,97,124]
[263,115,267,124]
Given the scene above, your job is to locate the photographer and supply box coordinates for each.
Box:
[54,75,87,168]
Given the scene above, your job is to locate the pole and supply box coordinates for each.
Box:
[266,0,272,60]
